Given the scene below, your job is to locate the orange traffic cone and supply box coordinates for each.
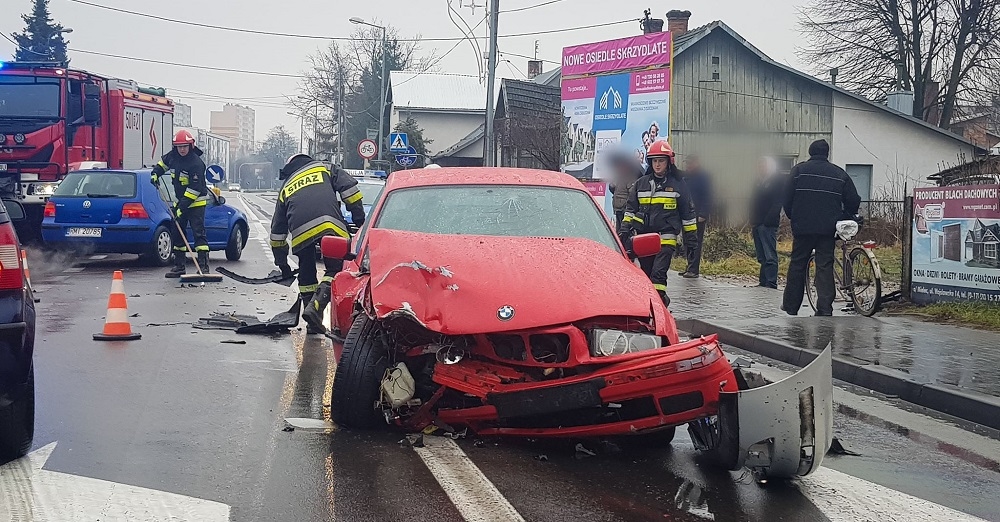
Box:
[93,270,141,341]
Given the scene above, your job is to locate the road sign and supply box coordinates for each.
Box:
[366,128,379,141]
[206,164,226,183]
[358,139,377,160]
[395,154,417,167]
[388,132,409,152]
[0,442,231,519]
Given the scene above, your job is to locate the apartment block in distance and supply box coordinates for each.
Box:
[210,103,256,164]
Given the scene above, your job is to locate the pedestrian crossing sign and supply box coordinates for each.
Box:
[389,132,409,152]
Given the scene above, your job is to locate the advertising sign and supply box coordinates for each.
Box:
[561,31,671,185]
[911,184,1000,304]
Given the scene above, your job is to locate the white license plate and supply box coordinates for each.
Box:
[67,227,102,237]
[0,164,7,171]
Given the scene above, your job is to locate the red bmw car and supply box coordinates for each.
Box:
[321,168,833,478]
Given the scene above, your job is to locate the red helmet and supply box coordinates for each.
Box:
[646,139,675,159]
[173,130,196,146]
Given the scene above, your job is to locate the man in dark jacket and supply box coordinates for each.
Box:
[750,156,784,289]
[150,130,209,277]
[271,154,366,334]
[680,155,712,278]
[619,140,698,307]
[607,149,644,226]
[781,140,861,316]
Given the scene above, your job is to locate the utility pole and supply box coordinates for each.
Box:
[483,0,499,167]
[338,79,345,165]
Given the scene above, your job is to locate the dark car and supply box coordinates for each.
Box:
[0,199,35,463]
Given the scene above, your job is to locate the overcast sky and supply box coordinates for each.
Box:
[3,0,804,143]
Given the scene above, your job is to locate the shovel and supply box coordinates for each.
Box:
[173,217,223,283]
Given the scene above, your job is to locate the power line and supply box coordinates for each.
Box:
[500,0,566,13]
[64,0,634,42]
[499,50,559,65]
[68,48,308,78]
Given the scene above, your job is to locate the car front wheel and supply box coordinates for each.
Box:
[225,224,245,261]
[0,367,35,463]
[331,314,390,429]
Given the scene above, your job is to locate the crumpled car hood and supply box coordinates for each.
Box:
[365,228,661,334]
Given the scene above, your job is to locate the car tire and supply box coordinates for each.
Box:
[225,224,245,261]
[0,367,34,463]
[331,314,389,430]
[141,225,173,266]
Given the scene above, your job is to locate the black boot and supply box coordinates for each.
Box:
[658,290,671,308]
[302,283,331,334]
[197,251,210,273]
[165,252,186,278]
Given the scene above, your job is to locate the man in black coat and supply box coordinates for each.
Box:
[750,157,784,289]
[781,140,861,316]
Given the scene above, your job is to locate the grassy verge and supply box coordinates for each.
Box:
[887,301,1000,331]
[672,229,902,286]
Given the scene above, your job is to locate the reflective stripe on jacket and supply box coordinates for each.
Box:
[270,161,365,255]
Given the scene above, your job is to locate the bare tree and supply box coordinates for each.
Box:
[798,0,1000,128]
[289,23,436,168]
[496,111,561,171]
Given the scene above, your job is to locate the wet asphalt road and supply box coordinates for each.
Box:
[7,191,1000,522]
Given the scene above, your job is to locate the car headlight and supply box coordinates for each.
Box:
[33,183,59,196]
[13,133,26,145]
[589,328,663,357]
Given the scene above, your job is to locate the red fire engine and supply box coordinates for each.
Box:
[0,61,174,241]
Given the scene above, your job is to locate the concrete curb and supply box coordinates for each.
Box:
[676,318,1000,431]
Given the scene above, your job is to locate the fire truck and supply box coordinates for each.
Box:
[0,61,174,241]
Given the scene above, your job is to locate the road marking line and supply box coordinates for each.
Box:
[798,466,987,522]
[0,442,230,521]
[412,437,525,522]
[63,267,85,273]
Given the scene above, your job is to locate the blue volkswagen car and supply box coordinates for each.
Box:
[41,169,249,265]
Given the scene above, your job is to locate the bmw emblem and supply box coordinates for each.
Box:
[497,305,515,321]
[83,200,91,209]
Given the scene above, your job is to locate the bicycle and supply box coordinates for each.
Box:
[805,218,883,317]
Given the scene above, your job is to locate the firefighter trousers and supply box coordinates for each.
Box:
[639,244,676,296]
[172,206,208,253]
[295,240,344,299]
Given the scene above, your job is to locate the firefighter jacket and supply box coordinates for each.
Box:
[270,161,366,260]
[619,167,699,248]
[151,147,209,212]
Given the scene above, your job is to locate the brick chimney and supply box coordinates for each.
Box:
[923,80,940,126]
[527,60,542,79]
[666,10,692,37]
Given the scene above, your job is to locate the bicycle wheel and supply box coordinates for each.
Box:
[849,246,881,316]
[807,254,846,313]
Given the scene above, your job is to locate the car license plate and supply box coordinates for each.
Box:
[67,227,102,237]
[0,164,7,171]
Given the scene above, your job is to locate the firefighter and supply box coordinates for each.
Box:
[270,154,365,334]
[618,140,698,307]
[150,129,210,278]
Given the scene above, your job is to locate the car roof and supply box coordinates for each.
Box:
[385,167,585,191]
[67,168,153,176]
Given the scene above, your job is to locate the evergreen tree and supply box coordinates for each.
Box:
[12,0,70,65]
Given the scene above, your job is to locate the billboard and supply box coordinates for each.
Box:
[560,32,672,183]
[911,184,1000,304]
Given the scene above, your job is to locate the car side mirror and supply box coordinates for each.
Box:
[2,200,25,220]
[218,196,226,205]
[631,233,662,258]
[84,98,101,125]
[321,235,351,260]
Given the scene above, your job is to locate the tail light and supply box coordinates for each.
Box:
[863,240,877,249]
[121,203,149,219]
[43,201,56,218]
[0,223,24,290]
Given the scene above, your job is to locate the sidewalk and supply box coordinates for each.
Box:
[665,273,1000,407]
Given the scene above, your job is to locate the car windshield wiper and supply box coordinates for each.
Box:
[84,193,120,198]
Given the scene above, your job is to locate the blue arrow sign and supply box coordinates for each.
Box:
[206,164,226,183]
[389,133,409,152]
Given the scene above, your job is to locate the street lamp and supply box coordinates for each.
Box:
[350,17,387,163]
[287,111,304,153]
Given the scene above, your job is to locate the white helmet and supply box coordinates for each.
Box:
[424,163,441,169]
